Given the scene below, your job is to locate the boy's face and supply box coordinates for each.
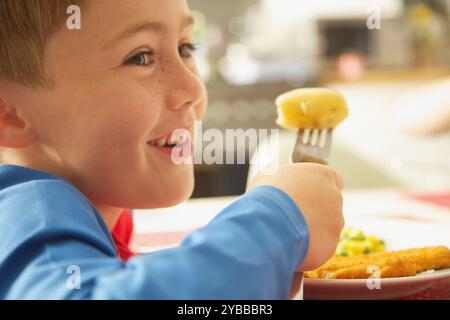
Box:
[5,0,206,209]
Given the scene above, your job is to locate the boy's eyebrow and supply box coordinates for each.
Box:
[102,15,196,50]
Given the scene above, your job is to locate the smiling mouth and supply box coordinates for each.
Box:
[147,130,190,148]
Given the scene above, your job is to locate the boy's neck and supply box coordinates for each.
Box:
[94,203,123,231]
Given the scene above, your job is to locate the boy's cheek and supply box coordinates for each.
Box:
[87,89,159,134]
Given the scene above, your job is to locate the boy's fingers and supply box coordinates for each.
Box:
[334,171,345,191]
[299,163,345,190]
[324,167,344,191]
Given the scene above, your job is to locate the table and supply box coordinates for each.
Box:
[131,189,450,300]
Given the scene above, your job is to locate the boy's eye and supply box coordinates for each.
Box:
[124,52,154,66]
[179,43,198,59]
[123,43,197,67]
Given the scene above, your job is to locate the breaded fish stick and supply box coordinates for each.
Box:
[305,246,450,279]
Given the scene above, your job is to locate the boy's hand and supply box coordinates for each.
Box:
[247,163,345,271]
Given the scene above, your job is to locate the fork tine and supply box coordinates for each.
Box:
[325,129,333,150]
[291,129,304,163]
[311,129,320,146]
[302,129,310,144]
[293,129,303,148]
[318,129,327,148]
[295,129,304,145]
[291,127,334,164]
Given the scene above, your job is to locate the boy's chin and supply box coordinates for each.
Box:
[157,184,194,208]
[126,166,195,209]
[146,175,195,208]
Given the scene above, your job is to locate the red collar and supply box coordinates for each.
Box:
[111,209,137,261]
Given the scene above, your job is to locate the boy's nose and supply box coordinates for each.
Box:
[165,61,205,112]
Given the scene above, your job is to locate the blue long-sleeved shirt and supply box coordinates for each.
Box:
[0,164,309,299]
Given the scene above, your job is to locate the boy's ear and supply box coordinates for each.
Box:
[0,93,36,148]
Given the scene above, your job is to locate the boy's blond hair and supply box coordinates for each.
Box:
[0,0,85,87]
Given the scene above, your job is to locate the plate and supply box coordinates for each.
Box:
[304,269,450,300]
[303,217,450,300]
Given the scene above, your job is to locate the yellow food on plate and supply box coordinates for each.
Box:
[305,246,450,279]
[275,88,349,130]
[336,227,385,256]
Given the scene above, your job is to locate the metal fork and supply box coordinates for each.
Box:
[290,128,333,300]
[291,129,333,164]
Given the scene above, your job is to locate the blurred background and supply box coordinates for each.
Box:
[188,0,450,198]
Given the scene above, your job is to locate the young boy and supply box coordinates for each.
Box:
[0,0,344,299]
